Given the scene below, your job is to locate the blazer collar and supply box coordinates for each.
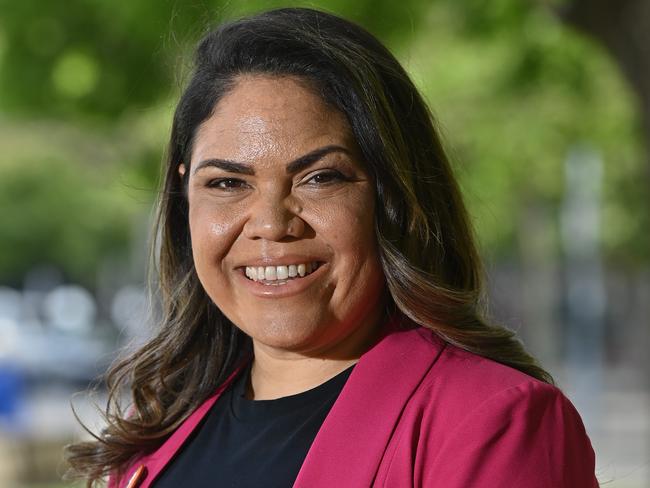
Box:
[125,364,247,488]
[293,325,445,487]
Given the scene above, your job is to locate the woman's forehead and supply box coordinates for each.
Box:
[190,75,357,168]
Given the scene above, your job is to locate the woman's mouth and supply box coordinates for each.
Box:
[244,261,322,284]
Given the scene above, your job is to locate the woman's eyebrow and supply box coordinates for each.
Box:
[192,159,254,175]
[285,145,350,174]
[192,145,350,176]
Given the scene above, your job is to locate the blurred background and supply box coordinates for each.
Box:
[0,0,648,486]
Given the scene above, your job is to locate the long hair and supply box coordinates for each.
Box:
[65,7,552,486]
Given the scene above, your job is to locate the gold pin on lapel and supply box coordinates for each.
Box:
[125,464,147,488]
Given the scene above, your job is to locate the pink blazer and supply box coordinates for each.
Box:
[113,326,598,487]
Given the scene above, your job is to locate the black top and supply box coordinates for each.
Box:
[154,363,354,488]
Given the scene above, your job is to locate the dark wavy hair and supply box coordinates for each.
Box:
[65,7,552,486]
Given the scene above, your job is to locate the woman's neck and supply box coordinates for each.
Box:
[247,319,384,400]
[247,352,357,400]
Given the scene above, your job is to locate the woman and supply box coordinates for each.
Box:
[66,7,598,488]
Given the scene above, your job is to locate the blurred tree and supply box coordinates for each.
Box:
[0,0,428,119]
[0,0,208,118]
[551,0,650,266]
[0,122,144,287]
[408,0,647,263]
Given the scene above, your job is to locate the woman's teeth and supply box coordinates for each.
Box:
[244,262,319,282]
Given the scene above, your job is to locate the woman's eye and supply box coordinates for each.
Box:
[207,178,248,190]
[305,170,347,185]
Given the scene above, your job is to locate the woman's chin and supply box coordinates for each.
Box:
[248,328,324,354]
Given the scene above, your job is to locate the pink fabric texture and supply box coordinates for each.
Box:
[110,326,598,487]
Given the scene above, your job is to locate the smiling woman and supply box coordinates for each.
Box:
[184,76,384,369]
[65,7,598,488]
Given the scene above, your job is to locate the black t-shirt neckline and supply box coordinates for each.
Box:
[230,363,355,422]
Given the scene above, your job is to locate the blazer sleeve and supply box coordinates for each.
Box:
[423,381,599,488]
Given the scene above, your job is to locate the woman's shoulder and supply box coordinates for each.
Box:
[389,326,584,435]
[404,326,559,401]
[392,328,597,487]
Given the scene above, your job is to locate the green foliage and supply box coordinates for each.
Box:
[0,114,165,286]
[0,0,427,121]
[0,154,132,286]
[403,0,645,262]
[0,0,224,119]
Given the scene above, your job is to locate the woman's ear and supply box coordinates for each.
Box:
[178,163,186,178]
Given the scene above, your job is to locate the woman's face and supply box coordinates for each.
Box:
[184,75,385,358]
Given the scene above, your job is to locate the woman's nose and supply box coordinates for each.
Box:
[242,193,305,241]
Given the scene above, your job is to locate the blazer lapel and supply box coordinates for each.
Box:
[293,326,445,487]
[121,363,247,488]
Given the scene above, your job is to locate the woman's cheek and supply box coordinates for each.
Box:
[189,200,246,262]
[327,199,375,246]
[310,188,372,228]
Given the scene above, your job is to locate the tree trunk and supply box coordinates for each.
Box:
[556,0,650,167]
